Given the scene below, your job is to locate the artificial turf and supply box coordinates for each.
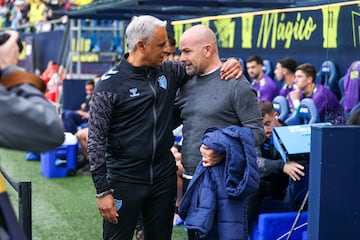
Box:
[0,148,187,240]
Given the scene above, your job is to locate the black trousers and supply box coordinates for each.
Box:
[103,174,177,240]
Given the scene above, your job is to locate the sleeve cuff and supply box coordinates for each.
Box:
[1,66,24,77]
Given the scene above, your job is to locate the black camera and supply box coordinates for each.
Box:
[0,32,24,53]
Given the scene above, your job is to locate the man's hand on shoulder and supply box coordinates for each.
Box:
[220,58,243,80]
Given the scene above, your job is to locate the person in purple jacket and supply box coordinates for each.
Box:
[274,57,298,99]
[342,61,360,114]
[288,63,345,124]
[246,55,279,101]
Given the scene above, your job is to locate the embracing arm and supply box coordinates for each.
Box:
[220,57,243,80]
[169,57,242,87]
[234,78,266,146]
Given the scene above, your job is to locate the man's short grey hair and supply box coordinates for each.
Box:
[125,15,167,53]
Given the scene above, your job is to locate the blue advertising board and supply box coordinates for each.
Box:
[172,1,360,77]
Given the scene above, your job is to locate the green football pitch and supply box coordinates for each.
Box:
[0,149,187,240]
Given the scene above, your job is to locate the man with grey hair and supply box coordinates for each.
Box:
[88,15,242,240]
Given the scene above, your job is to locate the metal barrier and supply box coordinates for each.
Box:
[0,166,32,240]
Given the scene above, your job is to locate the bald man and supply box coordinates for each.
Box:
[174,24,265,240]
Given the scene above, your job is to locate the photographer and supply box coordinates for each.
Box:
[0,30,64,152]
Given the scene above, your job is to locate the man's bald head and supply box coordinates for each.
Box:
[179,25,221,75]
[181,25,218,53]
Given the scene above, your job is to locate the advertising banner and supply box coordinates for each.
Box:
[172,1,360,76]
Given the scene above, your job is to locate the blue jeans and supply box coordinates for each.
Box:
[61,110,87,134]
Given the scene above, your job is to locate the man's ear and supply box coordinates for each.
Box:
[273,111,279,120]
[203,44,212,57]
[283,68,288,75]
[137,40,146,52]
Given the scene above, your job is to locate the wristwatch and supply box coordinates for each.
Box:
[95,189,114,199]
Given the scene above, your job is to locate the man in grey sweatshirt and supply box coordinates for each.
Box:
[174,24,266,239]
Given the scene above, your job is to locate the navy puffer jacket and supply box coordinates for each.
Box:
[179,125,259,240]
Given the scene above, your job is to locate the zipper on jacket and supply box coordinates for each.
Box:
[147,70,157,184]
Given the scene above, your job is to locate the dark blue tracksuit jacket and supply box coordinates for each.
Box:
[179,125,259,240]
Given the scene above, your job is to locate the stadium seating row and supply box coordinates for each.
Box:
[242,57,357,98]
[273,96,320,125]
[245,58,360,122]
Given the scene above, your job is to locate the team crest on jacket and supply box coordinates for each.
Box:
[158,75,167,89]
[129,88,140,97]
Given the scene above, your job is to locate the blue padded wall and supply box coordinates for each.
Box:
[62,79,89,111]
[308,126,360,239]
